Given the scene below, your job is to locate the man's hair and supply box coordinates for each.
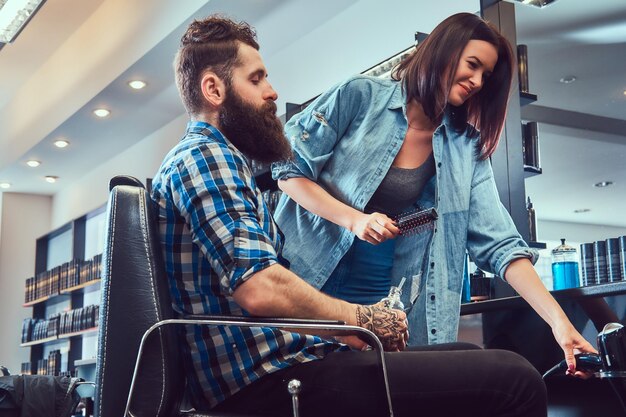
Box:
[392,13,514,159]
[174,15,259,115]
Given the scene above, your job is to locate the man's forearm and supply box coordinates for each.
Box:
[233,264,358,324]
[233,264,408,350]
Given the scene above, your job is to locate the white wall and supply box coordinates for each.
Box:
[263,0,478,113]
[538,219,626,244]
[0,193,52,373]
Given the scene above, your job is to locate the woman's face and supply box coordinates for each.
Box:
[448,40,498,106]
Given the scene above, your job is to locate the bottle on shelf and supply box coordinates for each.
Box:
[551,239,581,290]
[594,240,609,284]
[522,121,541,169]
[470,269,492,302]
[527,197,537,243]
[618,236,626,281]
[606,237,622,283]
[580,242,596,286]
[517,44,529,93]
[461,254,471,303]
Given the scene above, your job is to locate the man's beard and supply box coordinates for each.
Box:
[218,89,293,164]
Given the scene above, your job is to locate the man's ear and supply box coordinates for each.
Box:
[200,71,226,108]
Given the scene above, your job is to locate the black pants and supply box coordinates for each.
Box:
[212,343,547,417]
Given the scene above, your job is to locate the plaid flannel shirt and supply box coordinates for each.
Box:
[150,121,343,408]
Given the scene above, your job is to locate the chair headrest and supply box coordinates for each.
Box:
[109,175,144,191]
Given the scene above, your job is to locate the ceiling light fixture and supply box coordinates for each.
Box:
[559,76,577,84]
[53,139,69,148]
[44,175,58,183]
[362,45,415,79]
[594,181,614,188]
[0,0,47,45]
[0,182,11,189]
[128,80,147,90]
[93,108,111,118]
[573,208,590,214]
[508,0,559,8]
[26,159,40,167]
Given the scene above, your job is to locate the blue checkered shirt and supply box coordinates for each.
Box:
[150,121,344,409]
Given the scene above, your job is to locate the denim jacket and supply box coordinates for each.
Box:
[271,75,538,345]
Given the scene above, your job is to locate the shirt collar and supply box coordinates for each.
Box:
[184,120,230,146]
[387,79,405,111]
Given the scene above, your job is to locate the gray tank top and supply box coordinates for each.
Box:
[364,153,435,217]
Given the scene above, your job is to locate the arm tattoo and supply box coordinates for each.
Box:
[356,305,405,350]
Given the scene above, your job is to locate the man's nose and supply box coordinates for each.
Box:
[264,85,278,101]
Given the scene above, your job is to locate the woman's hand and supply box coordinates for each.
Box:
[552,319,598,378]
[350,212,400,245]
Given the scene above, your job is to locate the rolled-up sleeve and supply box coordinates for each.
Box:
[172,143,279,294]
[466,158,538,280]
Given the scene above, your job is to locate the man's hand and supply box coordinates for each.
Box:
[351,212,399,245]
[356,304,408,351]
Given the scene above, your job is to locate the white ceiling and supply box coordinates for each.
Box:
[0,0,624,228]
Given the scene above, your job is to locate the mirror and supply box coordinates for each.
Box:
[515,0,626,242]
[514,0,626,339]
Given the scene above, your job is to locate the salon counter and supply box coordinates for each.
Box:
[461,281,626,316]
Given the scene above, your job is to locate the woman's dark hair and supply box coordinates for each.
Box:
[392,13,514,159]
[174,15,259,116]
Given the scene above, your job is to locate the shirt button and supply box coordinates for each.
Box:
[437,162,442,168]
[431,329,437,335]
[434,228,437,233]
[430,262,435,268]
[430,295,435,301]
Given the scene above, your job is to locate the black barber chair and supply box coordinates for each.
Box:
[94,175,394,417]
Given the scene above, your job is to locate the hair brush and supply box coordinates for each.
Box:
[394,207,438,236]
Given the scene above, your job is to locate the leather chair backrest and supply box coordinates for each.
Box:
[94,176,183,417]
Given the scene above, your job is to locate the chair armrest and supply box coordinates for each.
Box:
[183,314,345,326]
[182,315,382,349]
[125,318,394,417]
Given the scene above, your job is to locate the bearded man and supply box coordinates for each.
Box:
[150,15,545,417]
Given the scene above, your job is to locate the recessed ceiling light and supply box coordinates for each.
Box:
[128,80,147,90]
[0,182,11,189]
[45,176,58,183]
[623,90,626,96]
[559,76,577,84]
[574,208,590,213]
[54,139,69,148]
[594,181,614,188]
[26,160,41,167]
[93,108,111,118]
